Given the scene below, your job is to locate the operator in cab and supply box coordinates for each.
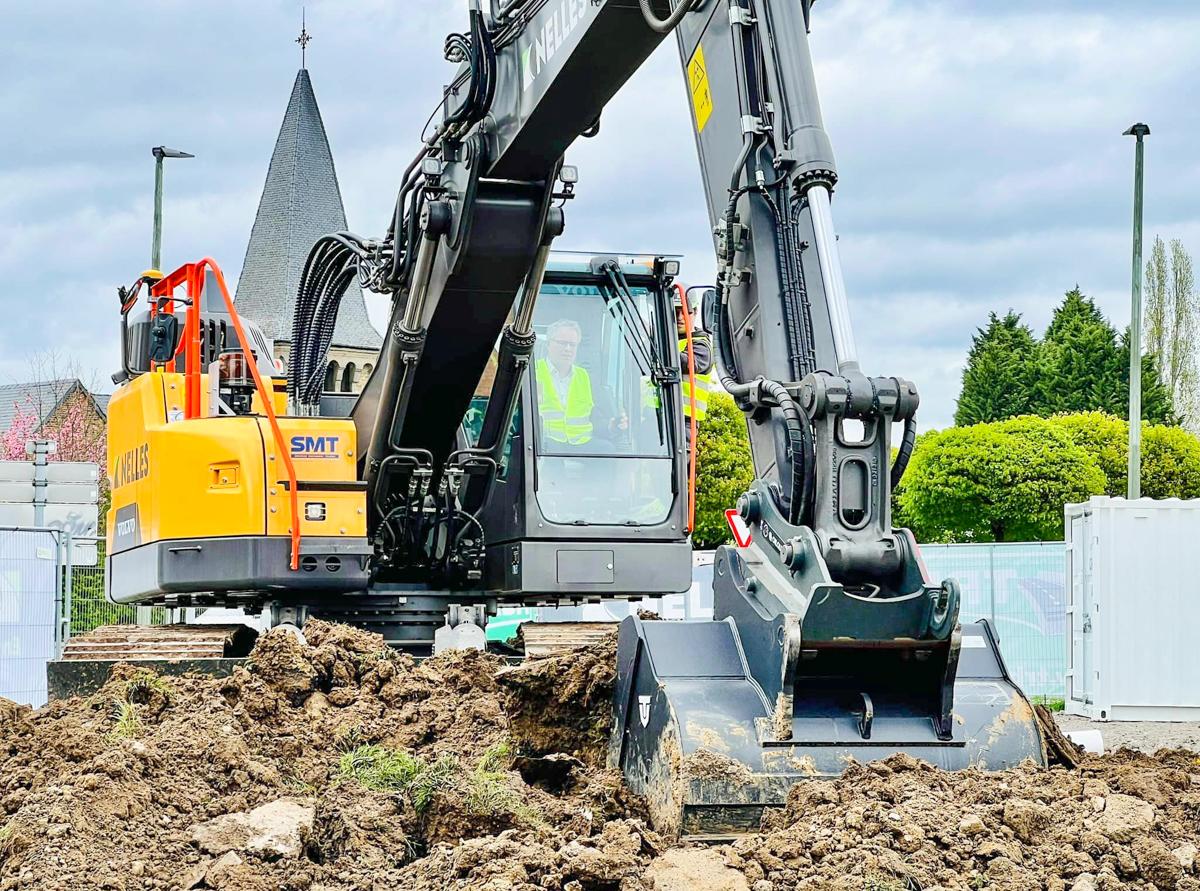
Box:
[535,318,628,448]
[677,290,715,443]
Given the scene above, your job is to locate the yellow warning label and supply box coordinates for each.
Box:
[688,43,714,133]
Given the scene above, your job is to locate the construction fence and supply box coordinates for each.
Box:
[919,542,1066,700]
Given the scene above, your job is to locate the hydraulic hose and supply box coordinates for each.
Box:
[759,379,815,527]
[291,233,372,409]
[638,0,699,33]
[891,415,917,489]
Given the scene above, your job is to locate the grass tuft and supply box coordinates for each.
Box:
[109,700,143,740]
[1032,695,1065,712]
[335,724,365,754]
[123,669,173,704]
[338,745,425,793]
[465,740,542,825]
[336,740,540,824]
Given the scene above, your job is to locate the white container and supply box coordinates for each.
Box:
[1065,496,1200,721]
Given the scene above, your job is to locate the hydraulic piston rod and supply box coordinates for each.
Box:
[806,184,857,370]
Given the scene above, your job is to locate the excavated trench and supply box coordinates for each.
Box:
[1,622,1198,890]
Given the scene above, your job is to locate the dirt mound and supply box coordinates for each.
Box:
[726,750,1200,890]
[498,630,618,766]
[0,625,647,890]
[1,624,1197,891]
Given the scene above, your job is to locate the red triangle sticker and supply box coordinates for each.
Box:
[725,509,753,548]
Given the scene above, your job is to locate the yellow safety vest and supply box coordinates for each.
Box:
[535,358,594,445]
[680,338,714,420]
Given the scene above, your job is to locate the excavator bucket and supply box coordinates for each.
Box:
[608,534,1046,839]
[609,616,1044,838]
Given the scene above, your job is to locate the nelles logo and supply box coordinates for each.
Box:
[520,0,589,91]
[291,435,340,460]
[113,444,150,488]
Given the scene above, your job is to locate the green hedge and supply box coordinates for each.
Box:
[896,412,1200,542]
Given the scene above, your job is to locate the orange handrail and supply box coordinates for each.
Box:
[676,283,698,534]
[195,258,302,571]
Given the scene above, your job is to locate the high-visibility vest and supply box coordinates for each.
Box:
[680,338,715,420]
[535,358,594,445]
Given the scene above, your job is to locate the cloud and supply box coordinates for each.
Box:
[2,0,1198,433]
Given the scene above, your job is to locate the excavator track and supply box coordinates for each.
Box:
[48,624,258,700]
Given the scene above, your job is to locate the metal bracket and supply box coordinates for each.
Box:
[728,2,755,27]
[857,692,874,740]
[741,115,765,135]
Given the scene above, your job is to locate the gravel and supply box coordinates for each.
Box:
[1056,712,1200,754]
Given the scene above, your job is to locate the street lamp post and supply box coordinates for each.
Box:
[1123,123,1150,501]
[151,146,194,271]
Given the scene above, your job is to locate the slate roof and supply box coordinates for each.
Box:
[0,380,104,433]
[234,69,381,351]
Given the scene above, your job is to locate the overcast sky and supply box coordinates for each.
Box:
[2,0,1198,429]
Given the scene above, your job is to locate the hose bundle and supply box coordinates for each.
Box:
[639,0,700,33]
[289,233,373,410]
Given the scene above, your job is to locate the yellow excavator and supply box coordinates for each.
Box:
[74,0,1045,837]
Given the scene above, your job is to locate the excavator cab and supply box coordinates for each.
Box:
[462,255,692,601]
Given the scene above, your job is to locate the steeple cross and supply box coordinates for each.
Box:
[296,9,312,68]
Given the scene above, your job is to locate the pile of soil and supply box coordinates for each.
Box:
[1,623,1197,890]
[732,751,1200,891]
[0,622,643,890]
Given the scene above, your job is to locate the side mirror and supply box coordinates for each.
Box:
[148,314,180,365]
[701,288,720,337]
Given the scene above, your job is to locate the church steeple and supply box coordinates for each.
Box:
[234,65,381,360]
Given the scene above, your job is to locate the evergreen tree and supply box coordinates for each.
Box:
[1117,328,1176,425]
[953,311,1038,425]
[1035,287,1126,417]
[954,286,1179,426]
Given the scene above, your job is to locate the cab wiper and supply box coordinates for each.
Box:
[598,262,674,386]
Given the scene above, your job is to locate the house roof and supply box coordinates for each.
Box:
[233,68,381,352]
[0,379,101,433]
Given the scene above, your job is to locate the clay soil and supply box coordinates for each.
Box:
[1,624,1197,891]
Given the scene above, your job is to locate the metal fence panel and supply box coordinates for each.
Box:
[919,542,1066,699]
[0,530,60,706]
[66,537,169,635]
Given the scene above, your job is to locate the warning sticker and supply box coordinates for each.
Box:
[688,43,714,133]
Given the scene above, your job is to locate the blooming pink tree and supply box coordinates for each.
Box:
[0,405,39,460]
[2,393,107,477]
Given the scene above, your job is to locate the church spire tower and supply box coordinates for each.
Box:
[234,27,381,393]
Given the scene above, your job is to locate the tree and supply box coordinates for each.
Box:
[1142,424,1200,500]
[1054,411,1200,500]
[954,312,1038,425]
[1050,412,1127,496]
[1116,329,1176,425]
[2,384,109,532]
[897,415,1105,543]
[1036,288,1127,417]
[693,392,755,549]
[957,287,1176,425]
[1145,236,1198,428]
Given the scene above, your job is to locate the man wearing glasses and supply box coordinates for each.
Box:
[536,319,596,446]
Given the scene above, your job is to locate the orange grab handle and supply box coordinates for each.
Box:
[675,283,698,534]
[194,258,302,571]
